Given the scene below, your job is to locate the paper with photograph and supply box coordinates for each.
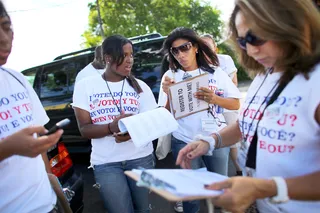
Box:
[118,107,179,148]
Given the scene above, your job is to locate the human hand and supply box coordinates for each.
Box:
[113,132,131,143]
[205,177,272,213]
[110,111,133,133]
[162,76,175,94]
[176,140,210,169]
[194,87,218,104]
[4,126,63,158]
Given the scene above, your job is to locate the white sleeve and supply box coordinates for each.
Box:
[72,79,90,112]
[138,80,157,113]
[23,76,50,126]
[216,68,241,99]
[224,55,237,77]
[158,70,173,107]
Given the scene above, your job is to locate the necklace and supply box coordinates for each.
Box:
[104,75,126,113]
[241,68,278,144]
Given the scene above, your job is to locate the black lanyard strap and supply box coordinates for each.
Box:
[246,77,292,169]
[105,79,126,114]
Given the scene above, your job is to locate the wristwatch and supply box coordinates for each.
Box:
[269,177,290,204]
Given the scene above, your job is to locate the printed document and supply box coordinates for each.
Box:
[132,168,228,197]
[169,74,209,119]
[118,107,179,148]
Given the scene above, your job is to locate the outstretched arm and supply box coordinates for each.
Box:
[176,121,242,168]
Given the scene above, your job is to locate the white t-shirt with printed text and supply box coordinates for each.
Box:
[218,54,237,79]
[0,68,56,213]
[75,63,105,84]
[72,75,157,165]
[238,64,320,213]
[158,67,241,143]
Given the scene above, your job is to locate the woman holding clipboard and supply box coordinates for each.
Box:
[158,27,242,213]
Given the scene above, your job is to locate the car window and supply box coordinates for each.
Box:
[133,40,164,100]
[22,68,37,87]
[40,62,74,98]
[68,55,91,93]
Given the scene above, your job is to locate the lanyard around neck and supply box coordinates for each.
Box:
[105,79,126,114]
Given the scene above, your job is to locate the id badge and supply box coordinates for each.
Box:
[201,118,219,132]
[265,105,283,121]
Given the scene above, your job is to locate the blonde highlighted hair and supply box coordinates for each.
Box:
[229,0,320,83]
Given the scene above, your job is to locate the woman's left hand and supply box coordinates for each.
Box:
[113,132,131,143]
[194,87,217,104]
[206,177,269,213]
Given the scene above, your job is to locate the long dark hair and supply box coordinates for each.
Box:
[162,27,219,74]
[160,53,170,76]
[0,1,9,18]
[102,35,143,93]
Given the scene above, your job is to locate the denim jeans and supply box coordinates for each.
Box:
[171,136,230,213]
[93,154,155,213]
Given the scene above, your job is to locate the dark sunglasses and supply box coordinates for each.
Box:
[170,42,193,56]
[236,31,267,50]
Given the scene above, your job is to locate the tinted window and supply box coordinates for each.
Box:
[68,55,92,93]
[22,68,37,86]
[133,40,164,100]
[39,55,93,99]
[40,63,69,98]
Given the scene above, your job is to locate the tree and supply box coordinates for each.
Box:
[82,0,223,47]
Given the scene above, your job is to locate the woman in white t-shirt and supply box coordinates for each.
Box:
[176,1,320,213]
[158,27,241,213]
[72,35,157,213]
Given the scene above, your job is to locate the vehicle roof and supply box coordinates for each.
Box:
[21,36,166,73]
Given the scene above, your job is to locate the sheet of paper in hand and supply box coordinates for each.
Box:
[118,107,179,148]
[168,73,209,119]
[125,168,228,201]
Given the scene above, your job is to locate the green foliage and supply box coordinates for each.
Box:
[82,0,223,47]
[217,42,251,82]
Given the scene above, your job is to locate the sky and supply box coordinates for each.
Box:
[3,0,235,72]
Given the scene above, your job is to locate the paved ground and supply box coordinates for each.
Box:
[73,152,235,213]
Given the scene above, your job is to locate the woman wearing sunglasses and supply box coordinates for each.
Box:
[176,0,320,212]
[158,27,241,213]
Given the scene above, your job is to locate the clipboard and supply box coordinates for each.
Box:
[124,170,223,202]
[168,73,209,119]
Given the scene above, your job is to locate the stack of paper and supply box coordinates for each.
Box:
[132,169,228,197]
[118,107,179,148]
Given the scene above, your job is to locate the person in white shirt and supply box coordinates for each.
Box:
[72,35,157,213]
[176,0,320,212]
[0,2,63,212]
[201,34,243,176]
[159,27,241,213]
[75,45,105,83]
[201,34,238,85]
